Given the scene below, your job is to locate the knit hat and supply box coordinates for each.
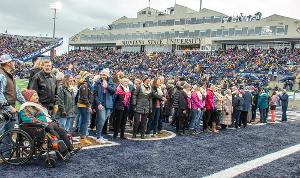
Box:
[56,71,65,81]
[100,68,110,77]
[22,90,37,101]
[141,75,150,82]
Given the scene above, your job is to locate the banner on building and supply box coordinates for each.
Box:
[117,38,202,46]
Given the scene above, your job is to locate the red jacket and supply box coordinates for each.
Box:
[205,89,214,111]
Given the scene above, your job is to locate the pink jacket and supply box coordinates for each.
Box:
[191,92,204,110]
[205,89,214,111]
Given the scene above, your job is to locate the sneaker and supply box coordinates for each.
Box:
[96,138,107,144]
[99,137,108,141]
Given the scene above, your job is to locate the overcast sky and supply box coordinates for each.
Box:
[0,0,298,54]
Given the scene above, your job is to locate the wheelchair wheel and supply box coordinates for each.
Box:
[45,157,56,168]
[0,129,34,165]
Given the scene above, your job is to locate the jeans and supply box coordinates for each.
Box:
[282,108,287,121]
[96,108,112,138]
[259,108,267,123]
[75,110,81,129]
[58,117,74,132]
[190,109,202,129]
[147,108,161,134]
[78,107,89,136]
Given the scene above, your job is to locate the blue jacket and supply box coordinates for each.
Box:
[94,78,116,109]
[279,93,289,110]
[242,91,252,111]
[257,93,268,109]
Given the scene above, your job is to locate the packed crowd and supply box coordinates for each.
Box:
[1,55,291,145]
[0,33,57,59]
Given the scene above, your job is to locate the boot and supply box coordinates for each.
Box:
[212,122,219,133]
[80,136,92,145]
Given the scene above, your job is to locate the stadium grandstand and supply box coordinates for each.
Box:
[69,4,300,53]
[0,33,63,62]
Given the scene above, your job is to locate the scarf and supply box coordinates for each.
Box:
[156,87,164,96]
[116,86,131,107]
[120,84,130,92]
[141,83,151,95]
[196,91,202,100]
[19,102,52,122]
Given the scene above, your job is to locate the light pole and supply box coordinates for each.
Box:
[50,2,62,38]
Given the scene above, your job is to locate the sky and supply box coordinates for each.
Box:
[0,0,298,54]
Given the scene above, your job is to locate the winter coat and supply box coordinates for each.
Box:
[151,86,164,110]
[178,90,190,111]
[232,95,244,111]
[163,85,175,116]
[242,91,252,111]
[279,93,289,110]
[191,92,204,110]
[29,70,58,107]
[205,89,214,111]
[57,86,76,118]
[257,93,268,109]
[221,95,233,125]
[114,85,131,111]
[94,78,116,109]
[270,95,279,107]
[252,92,259,108]
[131,85,152,114]
[171,85,182,109]
[77,83,94,108]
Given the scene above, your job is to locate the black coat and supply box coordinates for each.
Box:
[131,85,152,114]
[232,95,244,111]
[29,70,58,107]
[178,90,189,111]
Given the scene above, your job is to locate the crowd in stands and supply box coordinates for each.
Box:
[0,33,58,59]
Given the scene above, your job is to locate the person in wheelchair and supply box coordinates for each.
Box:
[19,89,79,156]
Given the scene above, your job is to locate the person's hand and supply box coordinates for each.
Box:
[10,107,17,113]
[183,110,187,114]
[162,97,167,101]
[98,104,104,111]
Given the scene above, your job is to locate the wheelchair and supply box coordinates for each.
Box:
[0,116,73,168]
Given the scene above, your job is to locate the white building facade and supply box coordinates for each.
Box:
[69,4,300,52]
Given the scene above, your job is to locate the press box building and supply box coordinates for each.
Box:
[69,4,300,52]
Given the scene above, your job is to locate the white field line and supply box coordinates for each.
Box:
[204,143,300,178]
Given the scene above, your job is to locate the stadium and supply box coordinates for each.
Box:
[1,1,300,178]
[69,4,300,52]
